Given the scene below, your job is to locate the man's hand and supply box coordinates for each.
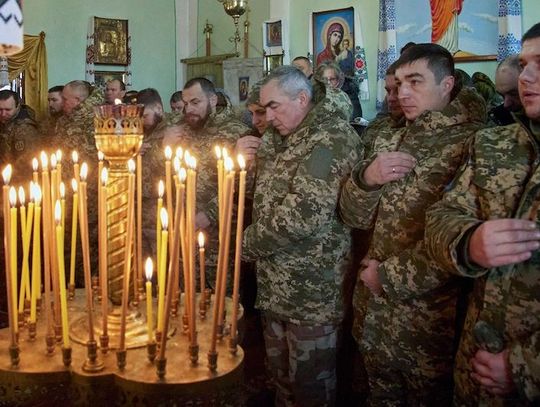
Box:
[195,212,211,229]
[359,258,383,296]
[363,152,416,187]
[471,349,515,396]
[235,135,263,161]
[469,219,540,268]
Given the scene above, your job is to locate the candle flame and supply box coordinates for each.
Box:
[160,207,168,231]
[98,151,104,161]
[54,200,61,225]
[222,147,229,159]
[2,164,12,185]
[198,231,205,248]
[56,149,62,162]
[128,159,136,173]
[179,168,187,183]
[173,156,181,174]
[32,158,38,171]
[184,150,191,166]
[175,147,183,160]
[158,180,165,198]
[237,154,246,170]
[224,156,234,172]
[101,167,108,186]
[191,156,197,169]
[80,162,88,181]
[18,186,25,206]
[59,182,65,199]
[214,145,222,159]
[71,178,78,193]
[9,186,16,207]
[72,150,79,164]
[40,151,48,170]
[33,184,42,205]
[114,98,122,105]
[50,153,57,169]
[164,145,172,160]
[29,182,34,201]
[145,257,153,281]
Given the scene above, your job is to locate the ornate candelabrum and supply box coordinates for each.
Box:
[219,0,248,55]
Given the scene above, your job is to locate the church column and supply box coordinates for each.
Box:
[175,0,198,90]
[269,0,291,64]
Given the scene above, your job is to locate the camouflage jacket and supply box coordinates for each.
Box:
[426,114,540,405]
[162,105,250,268]
[0,108,41,184]
[243,82,362,325]
[339,88,486,362]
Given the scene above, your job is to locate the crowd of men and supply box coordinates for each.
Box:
[1,21,540,407]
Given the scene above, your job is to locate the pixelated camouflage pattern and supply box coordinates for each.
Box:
[426,114,540,405]
[39,113,61,144]
[161,103,249,280]
[242,81,362,325]
[338,87,486,399]
[54,89,105,284]
[263,316,337,406]
[0,109,41,185]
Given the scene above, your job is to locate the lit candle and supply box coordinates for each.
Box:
[56,149,63,190]
[157,207,168,334]
[2,165,16,346]
[215,146,224,235]
[198,231,206,308]
[69,179,78,291]
[9,186,19,334]
[40,152,53,337]
[59,182,66,230]
[18,186,33,314]
[79,162,95,342]
[119,159,136,351]
[156,180,164,273]
[54,200,70,348]
[187,156,197,346]
[230,155,247,348]
[99,168,109,338]
[49,153,61,333]
[145,258,154,342]
[32,158,39,186]
[164,146,174,251]
[30,184,41,323]
[136,153,143,298]
[72,151,80,185]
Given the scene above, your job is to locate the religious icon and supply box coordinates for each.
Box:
[94,17,129,65]
[238,77,249,102]
[266,21,282,47]
[312,8,355,70]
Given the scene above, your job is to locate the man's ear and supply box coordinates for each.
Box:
[441,75,455,98]
[209,93,218,109]
[297,90,310,108]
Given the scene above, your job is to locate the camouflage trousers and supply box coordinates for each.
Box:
[262,315,337,407]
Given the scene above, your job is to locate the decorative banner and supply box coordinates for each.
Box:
[0,0,23,56]
[376,0,397,111]
[498,0,522,61]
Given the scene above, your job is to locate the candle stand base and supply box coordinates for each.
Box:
[9,344,19,367]
[189,343,199,365]
[46,333,55,355]
[99,333,109,354]
[28,322,36,341]
[146,341,156,362]
[228,337,238,355]
[116,349,127,370]
[68,283,75,300]
[62,346,72,367]
[156,356,166,379]
[82,340,104,373]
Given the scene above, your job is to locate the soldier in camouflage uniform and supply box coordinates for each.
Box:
[162,78,250,291]
[0,90,41,184]
[54,80,104,286]
[40,85,64,141]
[425,23,540,406]
[339,43,487,406]
[242,66,361,406]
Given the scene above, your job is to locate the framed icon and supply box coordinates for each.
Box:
[94,17,129,65]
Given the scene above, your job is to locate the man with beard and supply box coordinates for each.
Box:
[40,85,64,140]
[163,77,249,294]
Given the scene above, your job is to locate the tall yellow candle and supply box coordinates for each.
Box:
[156,180,164,275]
[30,184,42,323]
[157,208,168,334]
[50,153,61,326]
[69,179,78,289]
[136,153,143,296]
[32,158,39,186]
[215,146,223,238]
[198,231,206,306]
[40,152,53,336]
[164,146,174,252]
[59,182,66,230]
[145,258,154,342]
[2,165,16,346]
[17,186,29,313]
[99,168,109,336]
[72,151,80,185]
[54,200,70,348]
[187,156,197,346]
[9,187,18,334]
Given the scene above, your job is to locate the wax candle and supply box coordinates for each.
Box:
[136,153,143,297]
[145,258,154,342]
[56,149,63,190]
[59,182,66,230]
[30,184,41,323]
[40,152,53,336]
[54,200,70,347]
[2,166,15,345]
[164,146,174,251]
[215,146,224,234]
[187,156,197,346]
[32,158,39,186]
[157,208,168,334]
[9,187,18,334]
[99,168,109,337]
[198,231,206,305]
[69,179,78,290]
[17,186,29,313]
[156,180,164,274]
[72,151,80,185]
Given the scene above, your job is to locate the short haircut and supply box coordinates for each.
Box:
[137,88,163,108]
[292,56,312,66]
[497,54,521,72]
[261,65,313,101]
[183,77,216,97]
[0,89,20,106]
[48,85,64,93]
[107,79,126,91]
[64,80,91,100]
[386,60,400,76]
[522,22,540,43]
[400,41,416,55]
[395,43,455,83]
[170,90,182,104]
[123,90,138,104]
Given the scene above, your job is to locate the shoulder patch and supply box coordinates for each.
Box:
[306,147,333,180]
